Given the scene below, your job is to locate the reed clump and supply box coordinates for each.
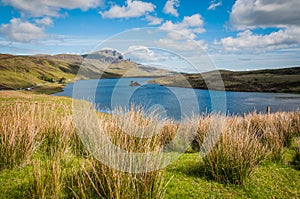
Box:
[0,102,72,170]
[67,106,169,198]
[202,117,266,184]
[244,112,300,161]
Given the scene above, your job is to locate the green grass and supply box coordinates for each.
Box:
[164,153,300,199]
[0,55,77,94]
[0,153,299,199]
[0,91,300,198]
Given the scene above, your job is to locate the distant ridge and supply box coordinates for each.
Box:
[149,67,300,94]
[2,50,300,94]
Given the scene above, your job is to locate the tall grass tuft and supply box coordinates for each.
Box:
[29,158,63,199]
[191,114,213,151]
[28,103,77,198]
[68,105,169,198]
[67,157,167,199]
[244,112,299,161]
[291,112,300,137]
[0,102,41,170]
[203,117,266,184]
[292,139,300,170]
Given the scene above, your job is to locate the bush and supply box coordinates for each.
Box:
[40,75,55,83]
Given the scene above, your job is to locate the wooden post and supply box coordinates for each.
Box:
[266,106,271,115]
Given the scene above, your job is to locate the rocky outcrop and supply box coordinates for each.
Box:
[130,81,141,86]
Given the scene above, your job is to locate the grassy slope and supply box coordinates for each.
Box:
[0,54,78,94]
[149,67,300,94]
[0,91,299,198]
[0,54,173,94]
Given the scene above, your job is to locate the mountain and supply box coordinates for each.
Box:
[149,67,300,94]
[0,50,174,94]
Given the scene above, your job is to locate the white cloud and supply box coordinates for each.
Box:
[183,14,204,27]
[160,14,205,40]
[145,15,163,25]
[125,45,170,62]
[230,0,300,30]
[100,0,155,19]
[215,0,300,53]
[0,18,46,43]
[158,38,207,51]
[35,17,53,26]
[216,27,300,52]
[2,0,102,17]
[163,0,180,17]
[208,1,222,11]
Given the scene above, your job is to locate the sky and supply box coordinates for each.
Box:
[1,0,300,72]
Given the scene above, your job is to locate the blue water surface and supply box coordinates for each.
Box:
[53,78,300,120]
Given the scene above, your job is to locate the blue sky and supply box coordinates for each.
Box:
[1,0,300,71]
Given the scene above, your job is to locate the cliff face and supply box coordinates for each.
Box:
[82,49,124,63]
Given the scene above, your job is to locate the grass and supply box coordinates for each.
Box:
[0,91,300,198]
[292,138,300,170]
[202,117,266,184]
[165,153,300,199]
[0,55,77,94]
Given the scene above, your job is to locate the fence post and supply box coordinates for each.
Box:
[266,106,271,115]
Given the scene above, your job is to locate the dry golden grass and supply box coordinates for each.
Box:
[192,111,300,184]
[67,105,171,198]
[243,112,300,161]
[202,117,266,184]
[0,93,299,196]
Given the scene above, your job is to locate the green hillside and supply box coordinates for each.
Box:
[0,54,78,94]
[0,52,173,94]
[149,67,300,94]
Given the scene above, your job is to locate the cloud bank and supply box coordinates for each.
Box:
[2,0,102,17]
[216,0,300,52]
[0,18,46,42]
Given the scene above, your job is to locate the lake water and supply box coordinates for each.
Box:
[53,78,300,120]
